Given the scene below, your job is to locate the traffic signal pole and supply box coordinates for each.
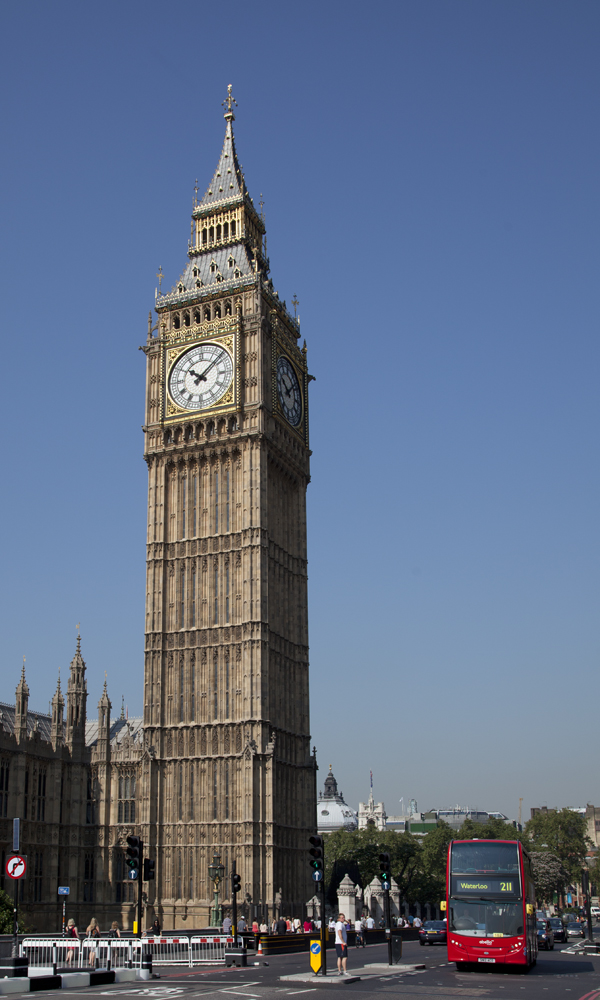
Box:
[309,836,326,975]
[379,852,393,966]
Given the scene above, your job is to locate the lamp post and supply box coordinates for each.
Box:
[208,851,225,928]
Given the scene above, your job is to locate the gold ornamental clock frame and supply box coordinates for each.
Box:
[159,316,241,422]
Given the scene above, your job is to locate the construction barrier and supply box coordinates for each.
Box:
[21,935,233,969]
[190,936,234,965]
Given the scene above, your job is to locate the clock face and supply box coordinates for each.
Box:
[168,343,233,411]
[276,356,302,426]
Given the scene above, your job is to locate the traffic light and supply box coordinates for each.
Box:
[231,871,242,894]
[143,857,155,881]
[126,835,142,879]
[309,835,324,886]
[379,852,391,889]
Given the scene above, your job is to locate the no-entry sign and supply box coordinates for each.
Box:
[6,855,26,879]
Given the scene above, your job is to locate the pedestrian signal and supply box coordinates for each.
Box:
[379,851,391,888]
[231,871,242,894]
[143,857,155,881]
[126,835,142,871]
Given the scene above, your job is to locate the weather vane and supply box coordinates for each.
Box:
[222,84,238,117]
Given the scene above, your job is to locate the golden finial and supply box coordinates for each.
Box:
[222,84,238,120]
[194,178,198,207]
[157,266,163,293]
[259,193,264,221]
[291,294,299,319]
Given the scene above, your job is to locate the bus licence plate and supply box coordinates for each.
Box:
[478,958,495,963]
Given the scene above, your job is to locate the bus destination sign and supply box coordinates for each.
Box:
[452,876,519,897]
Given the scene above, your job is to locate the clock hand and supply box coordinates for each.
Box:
[189,369,207,385]
[192,356,220,384]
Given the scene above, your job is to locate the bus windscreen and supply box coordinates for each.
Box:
[451,841,520,874]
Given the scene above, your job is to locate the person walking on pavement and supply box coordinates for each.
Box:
[335,912,349,976]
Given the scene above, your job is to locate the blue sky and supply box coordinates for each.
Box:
[0,0,598,823]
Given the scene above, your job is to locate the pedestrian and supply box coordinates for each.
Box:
[259,920,268,934]
[335,912,349,976]
[237,915,247,933]
[85,918,101,967]
[413,916,422,929]
[303,918,313,934]
[144,918,161,937]
[252,919,259,934]
[65,919,79,965]
[109,921,121,938]
[293,917,301,933]
[366,915,375,930]
[222,914,232,935]
[286,917,292,932]
[276,916,287,935]
[378,916,385,929]
[354,917,365,948]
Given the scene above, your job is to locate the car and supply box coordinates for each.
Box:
[418,920,448,945]
[590,906,600,921]
[548,917,566,943]
[537,919,555,950]
[566,921,585,939]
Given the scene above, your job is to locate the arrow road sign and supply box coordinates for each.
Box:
[6,855,26,879]
[128,869,139,881]
[312,871,323,882]
[58,887,70,895]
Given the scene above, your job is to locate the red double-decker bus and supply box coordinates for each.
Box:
[445,839,537,970]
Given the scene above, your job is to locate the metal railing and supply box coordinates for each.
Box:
[21,935,234,970]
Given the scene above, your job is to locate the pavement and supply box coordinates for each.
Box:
[5,934,600,1000]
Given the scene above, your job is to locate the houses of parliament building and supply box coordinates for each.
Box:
[0,88,317,932]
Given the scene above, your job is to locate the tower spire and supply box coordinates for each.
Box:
[222,83,237,122]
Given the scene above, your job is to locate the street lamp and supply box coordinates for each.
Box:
[208,851,225,928]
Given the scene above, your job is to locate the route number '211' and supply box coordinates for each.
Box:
[500,881,514,892]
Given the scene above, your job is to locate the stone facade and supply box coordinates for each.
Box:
[0,91,317,932]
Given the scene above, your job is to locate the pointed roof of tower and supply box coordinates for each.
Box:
[197,85,248,211]
[16,660,29,698]
[52,670,64,706]
[98,675,111,709]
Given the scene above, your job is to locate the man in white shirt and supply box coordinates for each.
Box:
[335,913,349,975]
[413,916,422,929]
[366,916,375,930]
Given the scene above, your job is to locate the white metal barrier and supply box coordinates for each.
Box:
[21,935,232,969]
[190,935,234,965]
[142,937,190,966]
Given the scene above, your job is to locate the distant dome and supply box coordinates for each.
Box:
[317,765,357,833]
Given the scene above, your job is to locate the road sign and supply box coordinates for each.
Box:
[312,871,323,882]
[128,868,139,881]
[309,939,322,974]
[58,887,70,895]
[6,855,26,880]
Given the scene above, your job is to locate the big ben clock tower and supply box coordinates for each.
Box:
[141,87,316,926]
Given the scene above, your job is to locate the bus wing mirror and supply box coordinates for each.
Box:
[440,900,447,911]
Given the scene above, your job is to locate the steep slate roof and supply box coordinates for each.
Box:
[0,701,53,741]
[198,118,246,210]
[178,244,254,292]
[0,701,143,749]
[85,716,143,748]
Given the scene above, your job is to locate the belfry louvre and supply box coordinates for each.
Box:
[0,89,317,931]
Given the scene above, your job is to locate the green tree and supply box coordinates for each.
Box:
[405,822,454,905]
[0,889,26,934]
[323,827,420,900]
[457,816,525,841]
[530,852,568,904]
[524,809,592,882]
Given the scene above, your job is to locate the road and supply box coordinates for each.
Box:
[16,935,600,1000]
